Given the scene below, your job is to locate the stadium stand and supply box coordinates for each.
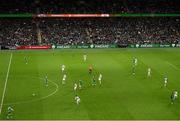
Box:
[0,0,180,14]
[0,18,180,46]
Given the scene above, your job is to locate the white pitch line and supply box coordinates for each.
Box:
[0,53,13,115]
[166,61,180,71]
[3,77,59,105]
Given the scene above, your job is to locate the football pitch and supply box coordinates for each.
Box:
[0,48,180,120]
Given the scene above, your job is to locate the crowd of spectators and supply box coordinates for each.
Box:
[0,19,37,46]
[0,0,180,14]
[0,18,180,46]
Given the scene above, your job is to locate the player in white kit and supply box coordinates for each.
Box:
[174,91,178,98]
[134,58,138,66]
[147,68,151,77]
[74,83,78,91]
[164,76,168,87]
[98,74,102,85]
[83,54,87,62]
[61,65,65,73]
[74,95,81,105]
[62,74,67,85]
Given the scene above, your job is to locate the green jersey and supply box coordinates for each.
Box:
[45,76,48,86]
[92,77,96,85]
[132,65,135,74]
[79,80,83,86]
[8,107,14,113]
[133,58,135,64]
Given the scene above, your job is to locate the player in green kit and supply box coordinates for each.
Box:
[24,56,28,64]
[171,91,178,104]
[132,65,135,75]
[7,106,14,119]
[44,74,48,86]
[132,57,135,66]
[79,80,83,89]
[92,76,96,86]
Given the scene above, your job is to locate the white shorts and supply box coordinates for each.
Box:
[77,99,80,103]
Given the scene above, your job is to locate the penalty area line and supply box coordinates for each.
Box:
[166,61,180,71]
[0,53,13,115]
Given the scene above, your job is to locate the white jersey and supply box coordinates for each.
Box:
[148,68,151,76]
[74,83,78,91]
[62,74,67,85]
[164,77,168,83]
[63,74,67,80]
[75,96,81,104]
[135,58,138,65]
[83,55,87,61]
[98,74,102,81]
[164,77,168,87]
[174,91,178,98]
[75,96,80,100]
[62,65,65,71]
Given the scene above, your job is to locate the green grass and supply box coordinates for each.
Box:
[0,48,180,120]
